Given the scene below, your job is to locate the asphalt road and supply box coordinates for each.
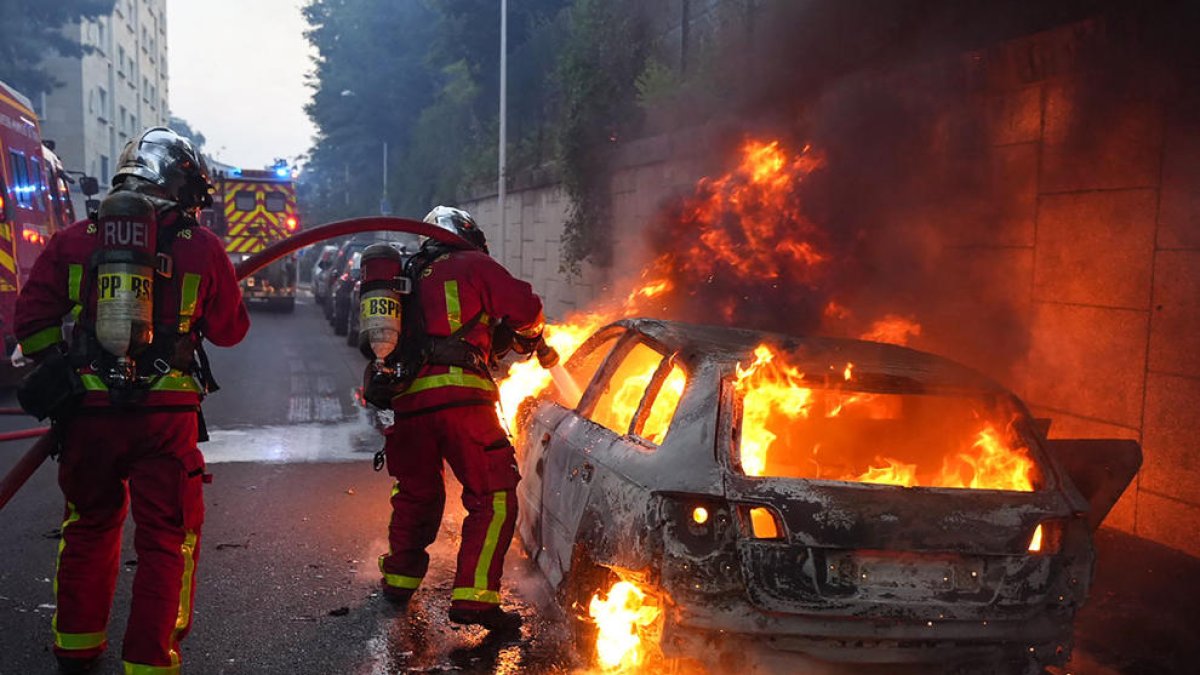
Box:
[1,294,1198,674]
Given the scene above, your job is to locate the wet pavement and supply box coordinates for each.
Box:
[0,293,1197,674]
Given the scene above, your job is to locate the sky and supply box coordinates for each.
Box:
[167,0,317,170]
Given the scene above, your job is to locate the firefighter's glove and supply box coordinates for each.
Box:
[536,340,560,369]
[491,321,516,360]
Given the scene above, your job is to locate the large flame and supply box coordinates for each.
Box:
[734,344,1038,492]
[589,580,661,671]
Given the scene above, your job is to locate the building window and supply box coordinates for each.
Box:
[119,105,128,133]
[97,21,106,49]
[99,155,110,184]
[117,46,126,76]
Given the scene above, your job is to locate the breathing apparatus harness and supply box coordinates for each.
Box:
[77,191,218,405]
[360,242,493,411]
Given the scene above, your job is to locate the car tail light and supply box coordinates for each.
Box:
[1027,520,1063,555]
[737,504,785,540]
[286,216,298,230]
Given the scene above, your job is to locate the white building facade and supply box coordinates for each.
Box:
[37,0,169,215]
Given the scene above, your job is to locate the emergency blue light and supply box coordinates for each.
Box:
[275,167,289,178]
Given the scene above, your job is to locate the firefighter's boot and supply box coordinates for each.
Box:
[448,605,523,633]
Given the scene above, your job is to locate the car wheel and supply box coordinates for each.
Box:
[273,297,296,313]
[346,327,358,347]
[333,303,349,336]
[559,548,617,663]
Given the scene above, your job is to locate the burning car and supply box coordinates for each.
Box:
[514,318,1140,673]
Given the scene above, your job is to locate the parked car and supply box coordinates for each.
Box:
[310,244,338,305]
[515,318,1140,674]
[322,238,371,321]
[329,251,362,336]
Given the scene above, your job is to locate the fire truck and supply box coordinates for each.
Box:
[0,79,77,368]
[203,166,299,312]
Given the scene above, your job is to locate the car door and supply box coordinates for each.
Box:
[539,334,680,585]
[519,329,622,582]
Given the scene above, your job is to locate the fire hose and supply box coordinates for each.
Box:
[0,216,473,513]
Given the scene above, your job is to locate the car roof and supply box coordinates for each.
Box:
[617,318,1007,395]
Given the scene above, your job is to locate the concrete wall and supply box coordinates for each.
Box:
[464,21,1200,557]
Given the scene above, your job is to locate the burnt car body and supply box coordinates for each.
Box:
[516,319,1140,673]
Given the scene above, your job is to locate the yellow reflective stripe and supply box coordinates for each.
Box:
[382,573,423,590]
[53,503,96,650]
[451,587,501,605]
[444,280,461,332]
[394,372,496,398]
[123,662,181,675]
[80,373,202,393]
[67,264,82,302]
[473,491,508,592]
[55,630,107,651]
[391,482,401,498]
[168,531,198,668]
[514,312,545,339]
[68,263,83,319]
[178,273,201,332]
[20,326,62,356]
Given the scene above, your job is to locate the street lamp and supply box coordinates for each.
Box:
[498,0,508,263]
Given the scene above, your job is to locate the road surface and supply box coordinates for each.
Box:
[1,294,1197,674]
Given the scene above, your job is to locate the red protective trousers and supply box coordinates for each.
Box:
[52,411,204,674]
[379,404,520,609]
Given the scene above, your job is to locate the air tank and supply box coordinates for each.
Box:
[94,191,158,360]
[358,243,406,361]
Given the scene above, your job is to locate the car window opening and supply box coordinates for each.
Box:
[632,358,686,445]
[560,332,621,410]
[587,342,683,440]
[733,344,1042,492]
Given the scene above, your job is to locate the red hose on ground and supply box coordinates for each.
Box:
[1,215,467,514]
[0,434,54,510]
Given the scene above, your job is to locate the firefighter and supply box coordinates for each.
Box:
[377,206,546,632]
[13,127,249,674]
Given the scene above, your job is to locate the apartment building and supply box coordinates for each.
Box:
[37,0,169,215]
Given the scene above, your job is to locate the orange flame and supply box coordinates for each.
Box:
[589,580,661,671]
[496,312,608,431]
[734,344,1038,492]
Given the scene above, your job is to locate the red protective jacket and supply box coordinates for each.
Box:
[14,214,249,407]
[391,248,543,415]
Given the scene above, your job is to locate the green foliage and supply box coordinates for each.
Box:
[301,0,570,224]
[169,115,206,151]
[635,57,680,109]
[557,0,650,270]
[0,0,113,95]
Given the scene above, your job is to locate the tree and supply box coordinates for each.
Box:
[0,0,114,95]
[169,115,207,151]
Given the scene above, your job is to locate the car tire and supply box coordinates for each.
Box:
[333,303,349,336]
[346,327,358,347]
[273,297,296,313]
[559,549,617,662]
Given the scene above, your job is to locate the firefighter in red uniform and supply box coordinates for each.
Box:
[14,128,249,674]
[377,206,547,632]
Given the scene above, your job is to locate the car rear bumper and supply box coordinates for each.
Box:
[663,601,1070,667]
